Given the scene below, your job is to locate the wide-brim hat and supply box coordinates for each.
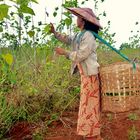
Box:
[65,7,102,29]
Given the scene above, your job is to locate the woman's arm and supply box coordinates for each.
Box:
[55,31,96,61]
[54,32,73,45]
[50,23,73,45]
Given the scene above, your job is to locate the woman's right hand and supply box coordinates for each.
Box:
[50,23,55,34]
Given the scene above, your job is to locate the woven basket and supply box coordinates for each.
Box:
[99,62,140,113]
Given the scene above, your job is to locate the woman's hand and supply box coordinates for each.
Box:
[55,47,66,55]
[55,47,67,56]
[50,23,55,34]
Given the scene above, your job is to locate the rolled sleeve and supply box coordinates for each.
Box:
[54,32,73,45]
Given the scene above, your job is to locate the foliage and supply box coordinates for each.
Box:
[0,53,16,93]
[0,4,10,21]
[0,93,28,138]
[0,0,139,139]
[120,22,140,50]
[0,0,139,50]
[0,46,80,138]
[128,22,140,49]
[0,0,42,48]
[97,26,116,50]
[0,45,139,139]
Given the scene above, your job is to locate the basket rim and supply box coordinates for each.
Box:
[99,61,140,68]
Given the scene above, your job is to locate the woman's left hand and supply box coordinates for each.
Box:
[55,47,66,55]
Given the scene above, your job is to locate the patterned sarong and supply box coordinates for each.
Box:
[77,64,101,137]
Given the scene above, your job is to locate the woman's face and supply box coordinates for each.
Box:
[77,17,85,30]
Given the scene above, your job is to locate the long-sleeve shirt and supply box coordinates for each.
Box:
[54,30,100,76]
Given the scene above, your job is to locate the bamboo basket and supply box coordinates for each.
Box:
[99,62,140,113]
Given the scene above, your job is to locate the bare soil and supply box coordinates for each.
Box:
[6,108,140,140]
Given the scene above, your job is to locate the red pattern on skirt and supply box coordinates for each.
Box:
[77,64,101,137]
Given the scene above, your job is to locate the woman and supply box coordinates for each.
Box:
[50,7,103,140]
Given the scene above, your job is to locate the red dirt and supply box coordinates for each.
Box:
[6,121,35,140]
[6,109,140,140]
[45,110,140,140]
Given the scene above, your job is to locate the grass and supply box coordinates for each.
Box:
[0,46,140,138]
[97,48,140,66]
[0,45,81,138]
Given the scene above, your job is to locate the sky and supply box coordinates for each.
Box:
[31,0,140,48]
[4,0,140,48]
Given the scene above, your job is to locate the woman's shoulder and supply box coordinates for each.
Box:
[82,30,95,40]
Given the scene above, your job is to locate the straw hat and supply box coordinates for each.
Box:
[66,7,102,29]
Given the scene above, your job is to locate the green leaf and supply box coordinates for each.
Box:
[53,11,57,17]
[64,18,72,26]
[16,0,38,5]
[101,0,105,2]
[27,30,35,37]
[55,7,59,11]
[19,5,35,15]
[0,4,10,21]
[108,21,111,25]
[2,53,13,66]
[16,0,29,6]
[17,0,33,5]
[63,11,71,18]
[31,0,38,4]
[9,72,17,84]
[103,11,106,17]
[18,12,24,18]
[44,24,51,34]
[0,26,3,32]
